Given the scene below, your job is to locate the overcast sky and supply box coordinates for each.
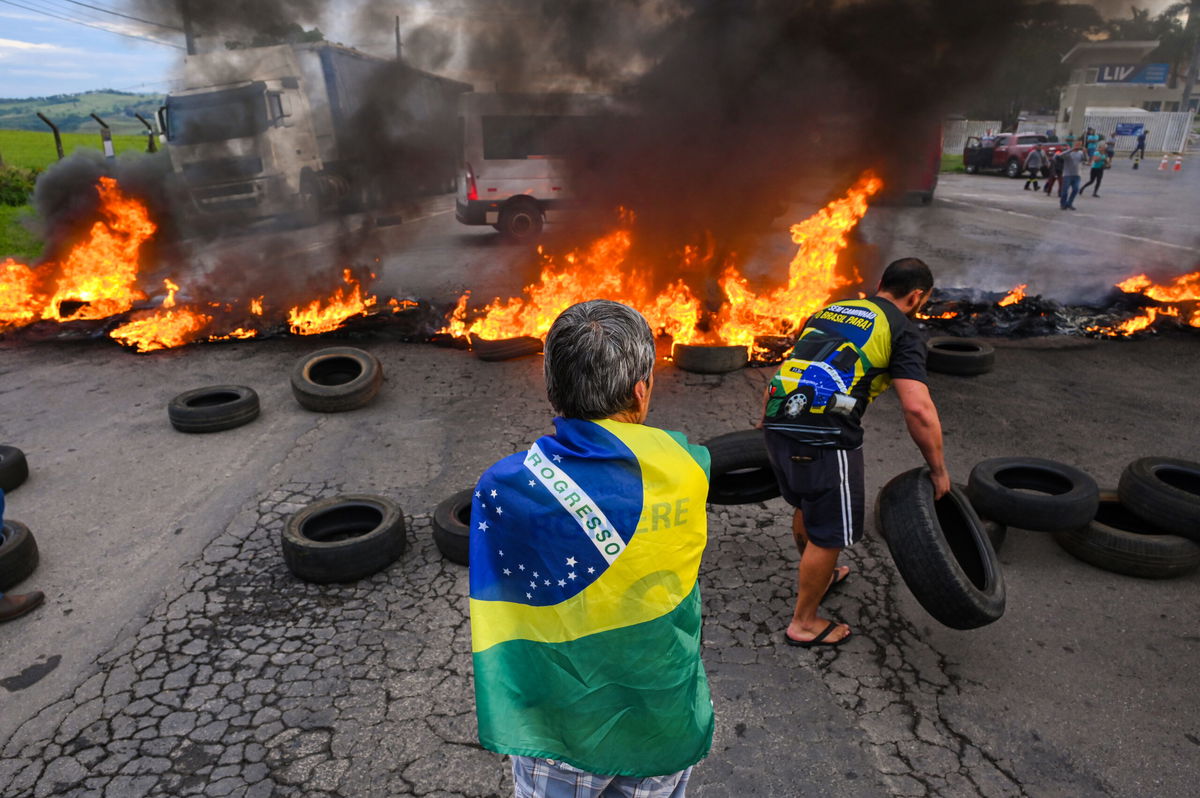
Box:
[0,0,1183,99]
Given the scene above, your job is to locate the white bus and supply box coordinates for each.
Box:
[455,92,622,241]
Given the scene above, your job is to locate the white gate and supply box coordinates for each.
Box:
[1079,112,1194,154]
[942,119,1002,153]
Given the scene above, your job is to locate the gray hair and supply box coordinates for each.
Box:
[544,300,656,420]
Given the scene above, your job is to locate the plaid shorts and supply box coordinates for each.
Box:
[511,756,692,798]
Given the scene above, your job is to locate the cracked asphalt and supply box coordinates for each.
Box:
[1,328,1197,797]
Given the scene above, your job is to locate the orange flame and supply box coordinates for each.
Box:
[998,284,1027,307]
[109,279,213,353]
[445,173,882,347]
[250,296,264,316]
[1117,272,1200,305]
[287,269,376,335]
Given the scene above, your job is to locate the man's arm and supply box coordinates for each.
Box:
[893,378,949,499]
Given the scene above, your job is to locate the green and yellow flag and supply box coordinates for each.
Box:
[469,417,713,777]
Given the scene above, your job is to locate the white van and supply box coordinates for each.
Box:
[455,92,621,241]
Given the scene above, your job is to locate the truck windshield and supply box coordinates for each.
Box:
[167,83,269,145]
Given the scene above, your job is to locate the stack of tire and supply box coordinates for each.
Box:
[0,445,39,595]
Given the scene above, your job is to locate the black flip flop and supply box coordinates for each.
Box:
[784,621,851,648]
[822,566,851,602]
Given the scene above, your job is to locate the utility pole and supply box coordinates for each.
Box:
[395,16,403,62]
[1178,1,1200,114]
[180,0,196,55]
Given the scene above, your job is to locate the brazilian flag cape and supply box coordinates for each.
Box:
[469,417,713,778]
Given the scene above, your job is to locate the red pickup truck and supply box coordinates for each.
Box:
[963,133,1066,178]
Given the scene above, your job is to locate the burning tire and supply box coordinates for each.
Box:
[0,445,29,493]
[497,199,544,242]
[1053,490,1200,579]
[703,429,781,505]
[925,337,995,376]
[281,495,407,584]
[966,457,1099,532]
[0,520,39,591]
[432,489,473,566]
[876,468,1006,630]
[291,347,383,412]
[672,344,749,374]
[1118,457,1200,541]
[471,335,544,362]
[167,386,261,434]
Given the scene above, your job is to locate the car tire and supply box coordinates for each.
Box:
[471,335,544,362]
[966,457,1099,532]
[497,200,543,243]
[0,445,29,493]
[1052,490,1200,579]
[926,337,995,376]
[167,385,260,433]
[0,520,39,591]
[703,429,781,505]
[1117,457,1200,541]
[281,494,407,583]
[877,468,1006,630]
[433,489,473,566]
[290,347,383,413]
[1005,158,1021,178]
[672,344,748,374]
[965,163,978,175]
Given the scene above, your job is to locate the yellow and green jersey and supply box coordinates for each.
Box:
[763,296,927,448]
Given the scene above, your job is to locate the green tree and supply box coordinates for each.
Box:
[225,25,324,51]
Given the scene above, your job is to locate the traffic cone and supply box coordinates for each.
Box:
[1159,154,1169,170]
[1174,156,1183,172]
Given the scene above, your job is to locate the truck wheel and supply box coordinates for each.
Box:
[966,457,1099,532]
[498,200,543,243]
[290,347,383,412]
[0,445,29,493]
[0,520,39,591]
[1053,490,1200,579]
[1004,158,1022,179]
[432,489,473,566]
[703,429,781,505]
[1117,457,1200,541]
[167,385,260,433]
[281,495,407,583]
[877,468,1005,630]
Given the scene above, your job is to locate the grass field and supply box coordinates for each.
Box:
[0,90,163,135]
[0,204,41,261]
[939,153,965,173]
[0,129,151,170]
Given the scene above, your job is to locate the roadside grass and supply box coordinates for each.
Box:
[940,153,965,173]
[0,129,151,170]
[0,204,41,261]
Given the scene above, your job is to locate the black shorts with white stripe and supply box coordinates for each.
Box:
[763,430,865,549]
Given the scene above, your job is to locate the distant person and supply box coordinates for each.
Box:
[1065,130,1076,148]
[1085,127,1100,157]
[1105,135,1116,161]
[1060,141,1087,209]
[0,490,44,624]
[1130,128,1148,160]
[1044,148,1065,197]
[1080,148,1109,197]
[469,300,713,795]
[1022,144,1046,191]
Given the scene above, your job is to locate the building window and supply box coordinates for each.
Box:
[1164,101,1180,112]
[1189,98,1199,112]
[1143,101,1162,112]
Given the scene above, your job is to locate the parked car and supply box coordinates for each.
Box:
[963,133,1066,178]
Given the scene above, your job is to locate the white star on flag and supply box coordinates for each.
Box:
[518,564,525,571]
[498,549,504,557]
[528,480,536,487]
[568,572,576,580]
[566,556,577,567]
[495,507,504,515]
[475,491,481,498]
[530,581,537,588]
[490,489,498,498]
[587,567,595,574]
[533,571,539,578]
[478,521,489,531]
[543,579,550,586]
[526,592,532,599]
[557,579,566,587]
[503,568,511,576]
[552,454,563,462]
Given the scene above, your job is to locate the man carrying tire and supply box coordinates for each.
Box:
[760,258,950,647]
[469,300,713,796]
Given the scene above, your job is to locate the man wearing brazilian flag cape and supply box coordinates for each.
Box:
[469,300,713,796]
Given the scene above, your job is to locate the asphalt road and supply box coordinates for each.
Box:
[1,159,1198,798]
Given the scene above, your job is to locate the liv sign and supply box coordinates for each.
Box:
[1096,63,1170,84]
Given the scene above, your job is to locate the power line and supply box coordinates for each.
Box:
[0,0,184,49]
[55,0,182,32]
